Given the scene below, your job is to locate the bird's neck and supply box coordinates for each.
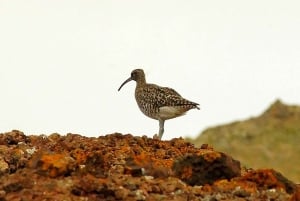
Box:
[136,77,147,88]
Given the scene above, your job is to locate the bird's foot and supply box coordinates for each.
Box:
[153,134,160,140]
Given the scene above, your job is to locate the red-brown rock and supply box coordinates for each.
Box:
[173,150,241,185]
[0,130,298,201]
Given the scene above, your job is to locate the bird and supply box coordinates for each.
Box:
[118,69,200,140]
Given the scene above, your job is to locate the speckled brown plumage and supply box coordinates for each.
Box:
[118,69,200,139]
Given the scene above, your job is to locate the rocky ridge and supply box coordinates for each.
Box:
[0,130,299,200]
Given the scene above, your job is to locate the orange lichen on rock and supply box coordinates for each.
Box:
[71,149,89,164]
[201,150,221,162]
[126,151,173,178]
[130,152,149,166]
[180,166,193,180]
[130,151,173,169]
[239,169,297,193]
[29,152,75,178]
[40,153,75,178]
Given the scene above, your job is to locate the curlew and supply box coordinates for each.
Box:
[118,69,200,140]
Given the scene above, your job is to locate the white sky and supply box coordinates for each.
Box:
[0,0,300,139]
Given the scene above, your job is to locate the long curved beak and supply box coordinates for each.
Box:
[118,77,132,91]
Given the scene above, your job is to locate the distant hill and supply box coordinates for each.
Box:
[188,100,300,183]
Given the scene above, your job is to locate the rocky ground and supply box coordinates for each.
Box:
[0,130,299,201]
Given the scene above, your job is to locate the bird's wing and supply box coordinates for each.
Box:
[159,87,200,109]
[136,84,199,109]
[160,87,182,97]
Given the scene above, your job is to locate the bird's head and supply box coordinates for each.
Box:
[118,69,145,91]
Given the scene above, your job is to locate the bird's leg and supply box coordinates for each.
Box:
[158,119,165,140]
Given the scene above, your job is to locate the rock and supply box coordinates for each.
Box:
[0,156,9,175]
[29,152,76,177]
[237,169,298,194]
[0,130,298,200]
[173,150,241,185]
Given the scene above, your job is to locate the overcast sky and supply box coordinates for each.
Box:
[0,0,299,139]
